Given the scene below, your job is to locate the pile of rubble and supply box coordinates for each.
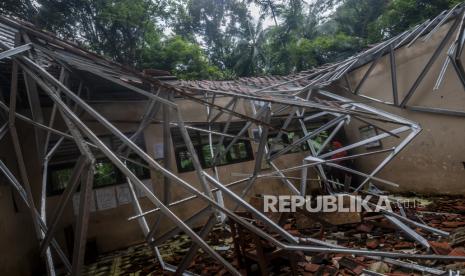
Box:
[82,196,465,275]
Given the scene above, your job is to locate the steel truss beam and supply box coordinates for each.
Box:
[2,12,465,275]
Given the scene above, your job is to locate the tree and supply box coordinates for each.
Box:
[2,0,460,80]
[36,0,171,67]
[180,0,250,69]
[281,0,305,34]
[333,0,388,40]
[0,0,37,21]
[229,19,268,76]
[372,0,461,39]
[309,33,364,64]
[142,36,224,80]
[247,0,281,27]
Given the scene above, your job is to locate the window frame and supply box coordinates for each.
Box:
[47,133,150,196]
[47,154,151,196]
[359,125,382,149]
[266,115,330,156]
[172,122,254,173]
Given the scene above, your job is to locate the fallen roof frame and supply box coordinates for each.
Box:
[1,9,465,275]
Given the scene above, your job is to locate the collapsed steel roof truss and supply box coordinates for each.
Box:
[1,6,465,275]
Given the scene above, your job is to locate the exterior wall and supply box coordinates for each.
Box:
[4,19,465,275]
[0,94,308,274]
[80,97,307,251]
[0,124,44,275]
[339,20,465,195]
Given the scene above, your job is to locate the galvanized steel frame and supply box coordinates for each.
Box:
[1,7,465,275]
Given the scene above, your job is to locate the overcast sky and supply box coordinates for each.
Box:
[249,3,276,28]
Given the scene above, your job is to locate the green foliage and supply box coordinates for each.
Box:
[266,32,363,74]
[181,0,250,68]
[333,0,388,40]
[36,0,170,67]
[309,33,364,64]
[246,0,365,75]
[143,36,224,80]
[372,0,461,39]
[288,38,318,71]
[0,0,462,79]
[248,0,281,26]
[0,0,36,20]
[94,161,117,187]
[228,20,268,76]
[18,0,223,79]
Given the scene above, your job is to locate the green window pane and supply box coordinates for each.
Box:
[288,132,301,153]
[50,168,73,193]
[268,137,285,154]
[94,161,118,188]
[230,142,247,160]
[126,156,150,179]
[202,144,227,167]
[127,162,146,179]
[179,151,194,171]
[287,132,295,142]
[310,131,329,152]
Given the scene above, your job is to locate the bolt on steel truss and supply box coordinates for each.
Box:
[0,13,465,276]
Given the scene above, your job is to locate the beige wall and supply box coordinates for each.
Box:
[338,20,465,195]
[0,124,44,275]
[87,97,306,249]
[0,95,306,272]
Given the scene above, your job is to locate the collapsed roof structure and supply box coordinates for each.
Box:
[1,3,465,275]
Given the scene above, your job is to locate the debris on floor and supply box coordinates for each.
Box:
[82,196,465,275]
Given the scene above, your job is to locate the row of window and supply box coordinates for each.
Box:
[47,133,150,196]
[48,155,151,196]
[171,122,255,172]
[171,118,330,173]
[48,116,333,195]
